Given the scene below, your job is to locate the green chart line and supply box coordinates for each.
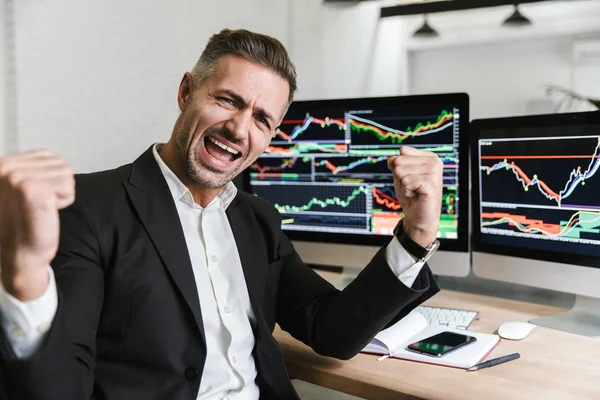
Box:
[350,109,453,144]
[275,186,368,213]
[349,145,454,155]
[440,156,458,163]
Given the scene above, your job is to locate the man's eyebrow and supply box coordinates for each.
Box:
[219,89,247,107]
[220,89,275,126]
[255,107,275,127]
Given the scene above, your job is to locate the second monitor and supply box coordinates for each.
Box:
[244,93,470,277]
[471,110,600,336]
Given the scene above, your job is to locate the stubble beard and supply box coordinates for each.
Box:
[175,125,242,189]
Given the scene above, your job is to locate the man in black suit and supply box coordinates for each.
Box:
[0,29,442,399]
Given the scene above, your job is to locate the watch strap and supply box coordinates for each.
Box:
[393,220,429,260]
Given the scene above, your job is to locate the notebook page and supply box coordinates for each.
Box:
[364,310,428,354]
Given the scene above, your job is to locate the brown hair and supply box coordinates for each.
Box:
[191,28,297,104]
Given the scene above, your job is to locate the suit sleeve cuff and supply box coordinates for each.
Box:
[0,266,58,359]
[385,236,425,288]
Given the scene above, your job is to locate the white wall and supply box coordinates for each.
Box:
[409,37,592,118]
[0,1,6,157]
[405,2,600,118]
[0,0,14,157]
[289,0,408,100]
[11,0,599,171]
[573,56,600,101]
[12,0,289,172]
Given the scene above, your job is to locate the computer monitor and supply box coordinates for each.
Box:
[242,93,471,280]
[471,110,600,337]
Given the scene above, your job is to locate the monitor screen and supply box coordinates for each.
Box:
[243,93,469,251]
[472,111,600,268]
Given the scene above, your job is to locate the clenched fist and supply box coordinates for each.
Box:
[0,150,75,301]
[387,146,443,248]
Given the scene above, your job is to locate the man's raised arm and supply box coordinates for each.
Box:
[0,150,103,399]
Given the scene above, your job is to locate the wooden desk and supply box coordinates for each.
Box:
[274,287,600,400]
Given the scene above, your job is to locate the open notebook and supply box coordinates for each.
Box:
[362,311,500,369]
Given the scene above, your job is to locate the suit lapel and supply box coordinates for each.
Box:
[124,147,206,343]
[226,199,269,310]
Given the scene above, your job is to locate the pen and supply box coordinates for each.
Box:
[467,353,520,371]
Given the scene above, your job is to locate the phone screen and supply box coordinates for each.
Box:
[406,331,477,357]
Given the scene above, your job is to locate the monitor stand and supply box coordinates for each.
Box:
[530,295,600,337]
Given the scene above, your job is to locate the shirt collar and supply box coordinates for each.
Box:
[152,143,238,210]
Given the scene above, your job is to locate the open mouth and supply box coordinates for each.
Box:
[204,136,242,164]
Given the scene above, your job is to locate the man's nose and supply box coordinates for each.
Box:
[225,110,252,141]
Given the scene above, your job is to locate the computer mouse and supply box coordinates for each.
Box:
[497,321,537,340]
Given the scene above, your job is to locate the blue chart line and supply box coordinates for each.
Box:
[560,150,600,200]
[482,138,600,206]
[276,115,345,141]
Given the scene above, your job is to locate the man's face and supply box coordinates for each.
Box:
[174,54,290,189]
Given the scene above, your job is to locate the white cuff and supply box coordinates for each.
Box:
[0,266,58,359]
[385,237,425,288]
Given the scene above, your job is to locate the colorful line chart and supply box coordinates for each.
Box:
[278,187,366,213]
[480,136,600,209]
[349,145,454,155]
[247,103,463,237]
[349,109,455,147]
[370,185,457,237]
[481,138,600,206]
[372,186,401,212]
[479,135,600,244]
[252,184,368,215]
[314,156,389,176]
[250,157,311,181]
[372,185,457,215]
[265,143,348,156]
[481,210,600,239]
[272,114,346,143]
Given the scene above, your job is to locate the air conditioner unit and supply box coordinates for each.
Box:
[573,38,600,63]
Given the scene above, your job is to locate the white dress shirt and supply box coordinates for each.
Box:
[0,143,425,399]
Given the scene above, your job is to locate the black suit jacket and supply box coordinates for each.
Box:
[0,146,439,399]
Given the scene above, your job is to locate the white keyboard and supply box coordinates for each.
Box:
[415,306,479,330]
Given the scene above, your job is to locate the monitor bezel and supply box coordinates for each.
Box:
[242,92,471,253]
[470,110,600,269]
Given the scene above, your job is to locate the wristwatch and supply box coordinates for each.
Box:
[393,219,440,262]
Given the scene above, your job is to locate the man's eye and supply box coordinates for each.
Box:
[257,116,270,128]
[220,97,235,105]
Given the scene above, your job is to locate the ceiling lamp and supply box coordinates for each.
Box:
[502,4,532,27]
[413,15,439,38]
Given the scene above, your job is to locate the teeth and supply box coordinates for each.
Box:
[226,146,238,155]
[208,137,239,155]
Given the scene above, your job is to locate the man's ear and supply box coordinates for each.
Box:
[177,72,194,111]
